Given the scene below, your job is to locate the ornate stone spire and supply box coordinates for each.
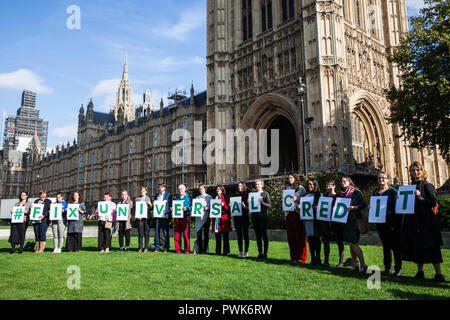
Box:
[123,53,128,81]
[114,54,135,123]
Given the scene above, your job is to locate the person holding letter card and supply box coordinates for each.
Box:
[338,177,368,272]
[250,179,271,259]
[234,182,250,258]
[51,192,68,253]
[117,191,133,252]
[195,185,212,254]
[172,184,192,254]
[304,179,323,265]
[135,187,152,253]
[372,172,402,276]
[401,161,444,282]
[9,191,32,254]
[320,180,345,268]
[211,185,231,255]
[97,192,116,253]
[32,190,52,253]
[66,192,86,252]
[283,174,308,263]
[153,183,172,253]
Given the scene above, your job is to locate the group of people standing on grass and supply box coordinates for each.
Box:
[283,161,444,282]
[7,160,445,282]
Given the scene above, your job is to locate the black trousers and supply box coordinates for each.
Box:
[215,232,230,255]
[118,221,131,248]
[197,218,211,253]
[252,215,268,255]
[67,233,82,252]
[377,226,402,272]
[137,219,150,250]
[308,235,321,263]
[234,215,249,252]
[98,222,111,249]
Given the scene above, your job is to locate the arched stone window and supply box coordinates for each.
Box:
[355,0,362,28]
[242,0,253,41]
[351,114,369,163]
[260,0,273,32]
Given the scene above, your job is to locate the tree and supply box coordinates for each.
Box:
[386,0,449,161]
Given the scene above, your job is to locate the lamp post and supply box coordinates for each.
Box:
[331,141,338,169]
[297,77,307,176]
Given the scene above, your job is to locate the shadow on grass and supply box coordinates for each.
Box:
[388,289,449,300]
[225,254,449,290]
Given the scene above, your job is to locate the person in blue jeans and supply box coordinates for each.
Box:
[32,190,52,253]
[153,183,172,252]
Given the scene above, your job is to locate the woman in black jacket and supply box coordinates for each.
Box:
[338,177,368,272]
[234,182,250,258]
[304,179,322,265]
[401,161,444,282]
[373,172,402,276]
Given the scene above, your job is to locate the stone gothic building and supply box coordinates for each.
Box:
[205,0,448,186]
[1,0,448,210]
[1,57,208,208]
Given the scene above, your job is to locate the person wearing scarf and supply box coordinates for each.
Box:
[284,174,307,263]
[211,185,231,255]
[172,184,192,254]
[338,176,368,272]
[195,184,212,254]
[304,179,323,265]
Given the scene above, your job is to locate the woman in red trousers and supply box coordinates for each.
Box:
[284,174,308,262]
[212,185,231,255]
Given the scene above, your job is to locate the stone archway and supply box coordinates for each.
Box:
[241,94,301,178]
[349,93,390,172]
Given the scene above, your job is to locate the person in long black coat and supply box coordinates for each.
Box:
[401,161,445,282]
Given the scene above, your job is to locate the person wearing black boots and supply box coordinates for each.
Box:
[304,179,322,265]
[250,179,271,259]
[9,192,32,254]
[373,172,402,277]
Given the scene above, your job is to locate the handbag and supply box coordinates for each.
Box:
[356,218,369,234]
[104,221,112,230]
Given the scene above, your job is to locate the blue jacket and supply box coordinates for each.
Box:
[153,192,173,218]
[175,194,192,219]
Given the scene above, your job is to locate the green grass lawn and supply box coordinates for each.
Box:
[0,237,448,300]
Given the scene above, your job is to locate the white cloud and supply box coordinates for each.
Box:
[0,69,52,94]
[90,78,120,97]
[88,78,120,112]
[51,122,78,140]
[152,7,206,42]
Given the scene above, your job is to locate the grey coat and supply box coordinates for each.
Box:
[67,202,86,233]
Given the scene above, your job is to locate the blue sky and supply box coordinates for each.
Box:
[0,0,424,151]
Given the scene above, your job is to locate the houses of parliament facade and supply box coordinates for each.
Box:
[1,0,448,209]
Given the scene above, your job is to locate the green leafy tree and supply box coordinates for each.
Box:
[386,0,450,161]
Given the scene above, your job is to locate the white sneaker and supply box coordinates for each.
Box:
[238,254,243,258]
[52,248,57,253]
[57,248,62,253]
